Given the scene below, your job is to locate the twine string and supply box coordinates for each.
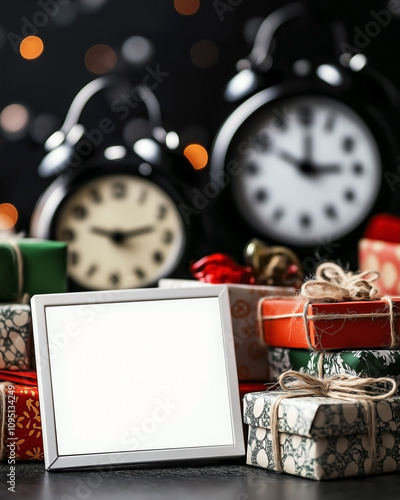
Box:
[300,263,381,302]
[270,370,397,474]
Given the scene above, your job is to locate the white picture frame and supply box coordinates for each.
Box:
[31,286,245,471]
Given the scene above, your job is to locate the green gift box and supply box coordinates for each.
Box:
[268,348,400,389]
[0,239,67,301]
[243,390,400,480]
[0,303,31,370]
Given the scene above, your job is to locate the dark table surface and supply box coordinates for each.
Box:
[1,461,400,500]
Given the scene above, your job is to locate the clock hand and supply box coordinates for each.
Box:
[90,226,155,245]
[312,164,341,174]
[304,135,312,161]
[122,226,155,238]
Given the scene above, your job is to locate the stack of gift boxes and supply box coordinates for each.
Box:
[243,261,400,480]
[0,239,67,461]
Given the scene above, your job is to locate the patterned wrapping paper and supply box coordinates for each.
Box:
[268,348,400,389]
[243,391,400,480]
[0,304,31,370]
[0,382,43,461]
[159,279,295,381]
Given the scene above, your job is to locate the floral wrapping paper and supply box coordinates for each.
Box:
[0,382,43,461]
[243,391,400,480]
[268,348,400,389]
[159,279,294,381]
[0,304,31,370]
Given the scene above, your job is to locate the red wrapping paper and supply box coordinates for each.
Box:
[260,298,400,350]
[1,383,43,461]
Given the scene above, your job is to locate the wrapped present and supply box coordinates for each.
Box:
[359,213,400,296]
[159,279,295,381]
[0,370,37,386]
[259,263,400,350]
[268,347,400,389]
[0,304,31,370]
[0,239,67,302]
[0,382,43,461]
[243,371,399,480]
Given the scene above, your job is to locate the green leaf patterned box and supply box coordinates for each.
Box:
[243,391,400,480]
[268,348,400,388]
[0,304,31,370]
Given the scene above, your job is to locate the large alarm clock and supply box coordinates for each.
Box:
[30,77,199,290]
[210,3,400,264]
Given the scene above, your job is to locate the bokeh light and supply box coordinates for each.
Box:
[190,40,219,68]
[20,36,44,60]
[30,113,60,143]
[0,203,18,230]
[78,0,109,12]
[84,44,117,74]
[52,2,78,26]
[174,0,200,16]
[0,104,29,135]
[121,36,154,66]
[184,144,208,170]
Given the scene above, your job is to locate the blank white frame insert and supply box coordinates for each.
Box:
[31,286,244,470]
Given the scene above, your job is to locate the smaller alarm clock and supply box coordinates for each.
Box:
[30,77,201,291]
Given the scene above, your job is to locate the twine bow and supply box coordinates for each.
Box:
[270,370,397,475]
[300,262,380,302]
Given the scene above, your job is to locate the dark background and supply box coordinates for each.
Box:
[0,0,400,260]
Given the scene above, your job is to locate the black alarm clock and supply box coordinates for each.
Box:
[209,2,400,265]
[30,77,202,291]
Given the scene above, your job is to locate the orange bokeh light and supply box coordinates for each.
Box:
[0,203,18,229]
[174,0,200,16]
[20,36,44,60]
[184,144,208,170]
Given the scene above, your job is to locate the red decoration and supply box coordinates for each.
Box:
[190,253,256,284]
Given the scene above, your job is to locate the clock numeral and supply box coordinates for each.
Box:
[299,214,312,228]
[254,189,268,203]
[109,273,121,286]
[298,106,312,126]
[157,205,167,220]
[272,208,284,221]
[153,251,164,264]
[344,189,356,202]
[342,137,355,153]
[254,130,270,151]
[86,265,98,277]
[138,189,148,204]
[134,267,146,280]
[112,181,127,199]
[162,230,173,245]
[352,163,363,175]
[325,205,338,219]
[271,114,287,131]
[324,113,336,131]
[69,251,79,266]
[72,205,87,220]
[61,228,75,241]
[89,188,102,203]
[244,162,258,175]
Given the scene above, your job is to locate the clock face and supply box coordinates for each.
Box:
[227,95,382,245]
[55,174,186,289]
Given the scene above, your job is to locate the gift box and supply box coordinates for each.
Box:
[0,239,67,302]
[0,382,43,461]
[268,347,400,389]
[259,297,400,350]
[359,214,400,297]
[0,304,31,370]
[159,279,295,380]
[243,389,400,480]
